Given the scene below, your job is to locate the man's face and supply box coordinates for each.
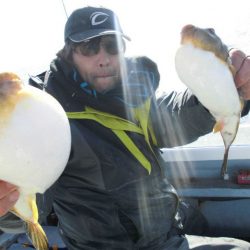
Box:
[72,35,125,93]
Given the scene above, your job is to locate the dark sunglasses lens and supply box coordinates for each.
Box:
[77,37,124,56]
[79,39,100,56]
[104,40,120,55]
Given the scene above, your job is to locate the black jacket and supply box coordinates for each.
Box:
[1,56,248,249]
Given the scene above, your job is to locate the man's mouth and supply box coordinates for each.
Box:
[96,74,118,79]
[97,75,112,78]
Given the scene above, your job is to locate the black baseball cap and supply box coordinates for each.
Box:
[64,7,130,42]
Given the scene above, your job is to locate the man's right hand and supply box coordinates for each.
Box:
[0,180,19,216]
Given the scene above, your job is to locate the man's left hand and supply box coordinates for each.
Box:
[230,49,250,100]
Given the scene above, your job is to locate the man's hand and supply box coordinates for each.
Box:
[0,180,19,216]
[230,49,250,100]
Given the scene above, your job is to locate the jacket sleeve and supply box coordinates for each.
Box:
[151,88,216,148]
[0,212,26,234]
[242,100,250,117]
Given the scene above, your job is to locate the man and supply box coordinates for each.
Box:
[1,6,250,249]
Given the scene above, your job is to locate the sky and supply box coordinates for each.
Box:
[1,0,250,93]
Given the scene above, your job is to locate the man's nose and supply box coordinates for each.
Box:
[97,46,111,67]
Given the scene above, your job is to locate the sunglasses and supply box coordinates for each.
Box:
[75,36,125,56]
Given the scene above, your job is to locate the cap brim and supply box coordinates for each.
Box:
[68,29,131,42]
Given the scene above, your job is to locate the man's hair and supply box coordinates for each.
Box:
[56,40,77,65]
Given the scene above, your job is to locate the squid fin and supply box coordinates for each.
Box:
[26,221,48,250]
[10,194,48,250]
[26,195,49,250]
[213,121,224,133]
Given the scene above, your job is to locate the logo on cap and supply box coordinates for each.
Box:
[90,12,109,26]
